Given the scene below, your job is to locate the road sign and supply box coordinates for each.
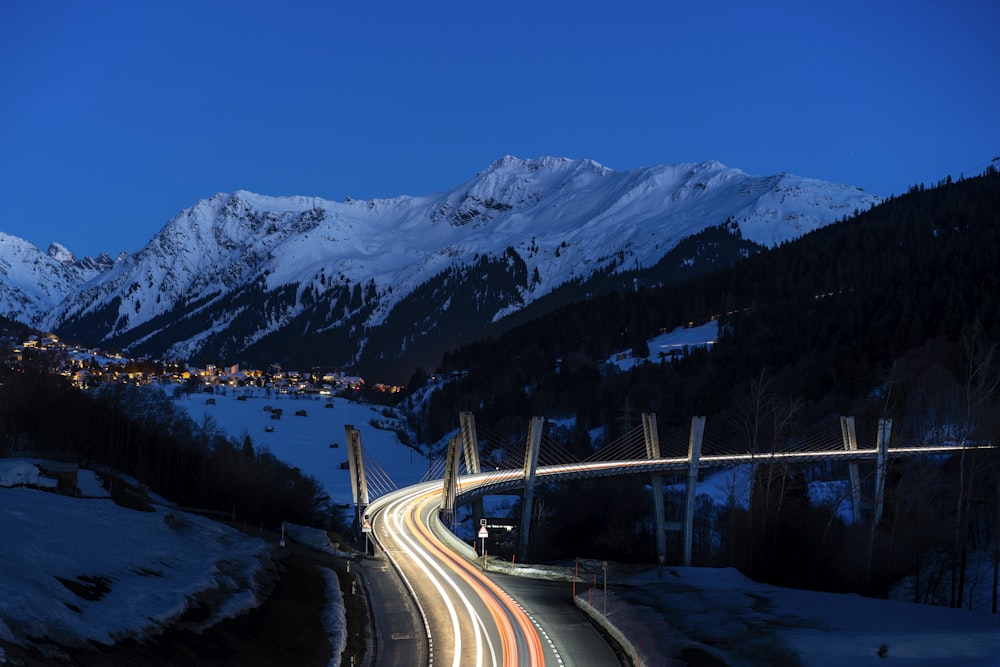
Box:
[478,525,488,539]
[362,518,372,533]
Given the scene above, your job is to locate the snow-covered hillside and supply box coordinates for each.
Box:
[0,234,114,326]
[0,459,354,663]
[0,461,273,656]
[0,156,881,369]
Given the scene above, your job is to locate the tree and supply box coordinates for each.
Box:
[953,320,1000,607]
[407,366,429,392]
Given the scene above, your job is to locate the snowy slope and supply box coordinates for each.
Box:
[0,156,881,367]
[0,462,274,655]
[0,235,113,325]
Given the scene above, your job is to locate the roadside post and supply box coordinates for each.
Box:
[362,514,373,556]
[602,560,608,615]
[478,519,488,562]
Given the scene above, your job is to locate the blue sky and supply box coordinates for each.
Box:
[2,1,997,258]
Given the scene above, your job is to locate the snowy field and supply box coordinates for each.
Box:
[0,460,273,659]
[177,389,427,507]
[608,320,717,371]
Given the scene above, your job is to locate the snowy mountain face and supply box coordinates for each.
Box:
[0,235,114,326]
[1,157,880,376]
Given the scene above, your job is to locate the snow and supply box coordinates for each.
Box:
[46,242,75,265]
[0,232,86,323]
[0,456,359,663]
[318,567,347,667]
[4,387,998,664]
[0,460,57,489]
[175,389,428,506]
[0,460,274,654]
[607,319,718,371]
[3,156,881,360]
[283,522,353,558]
[571,564,1000,667]
[76,468,112,498]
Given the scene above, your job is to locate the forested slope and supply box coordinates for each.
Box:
[421,167,1000,443]
[413,168,1000,599]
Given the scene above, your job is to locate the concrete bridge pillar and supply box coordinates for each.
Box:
[440,434,462,525]
[873,418,892,526]
[641,413,667,564]
[345,424,369,527]
[683,416,706,566]
[519,416,544,562]
[459,411,481,474]
[840,416,863,524]
[459,412,485,525]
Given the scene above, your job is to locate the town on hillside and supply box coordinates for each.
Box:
[6,332,404,395]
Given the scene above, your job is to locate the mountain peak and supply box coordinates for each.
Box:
[0,156,882,369]
[482,155,609,176]
[47,242,75,265]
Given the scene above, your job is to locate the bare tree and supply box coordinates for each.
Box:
[953,321,1000,607]
[765,395,802,561]
[729,370,774,570]
[729,370,801,572]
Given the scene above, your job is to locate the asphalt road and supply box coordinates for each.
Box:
[486,572,627,667]
[357,553,428,667]
[363,482,626,667]
[372,484,547,665]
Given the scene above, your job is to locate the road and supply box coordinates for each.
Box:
[366,481,624,667]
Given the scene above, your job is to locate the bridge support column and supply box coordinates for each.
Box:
[440,435,462,525]
[873,418,892,527]
[840,416,863,524]
[459,412,485,525]
[641,413,667,565]
[519,416,544,562]
[683,416,705,567]
[345,425,370,527]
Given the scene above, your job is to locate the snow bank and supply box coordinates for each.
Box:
[0,485,273,651]
[572,564,1000,667]
[283,522,352,558]
[318,566,347,667]
[0,460,57,488]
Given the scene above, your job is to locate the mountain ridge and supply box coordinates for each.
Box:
[0,156,881,375]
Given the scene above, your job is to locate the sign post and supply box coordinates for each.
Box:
[362,514,373,556]
[478,519,488,560]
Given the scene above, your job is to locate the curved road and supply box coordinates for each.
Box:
[367,481,623,667]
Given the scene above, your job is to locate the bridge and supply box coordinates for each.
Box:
[348,413,991,667]
[348,412,988,566]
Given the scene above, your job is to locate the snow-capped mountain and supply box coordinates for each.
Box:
[0,235,114,322]
[1,157,880,376]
